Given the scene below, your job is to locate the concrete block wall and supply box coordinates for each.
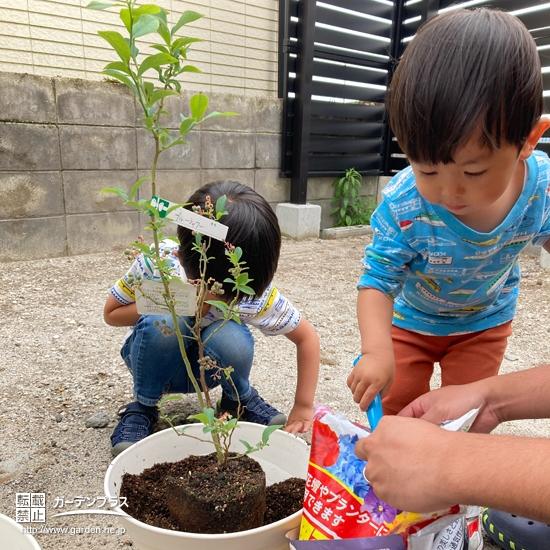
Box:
[0,71,383,261]
[0,0,278,97]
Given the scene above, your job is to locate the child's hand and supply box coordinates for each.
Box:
[347,351,394,411]
[283,403,313,434]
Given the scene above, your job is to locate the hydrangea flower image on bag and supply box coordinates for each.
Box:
[299,406,464,541]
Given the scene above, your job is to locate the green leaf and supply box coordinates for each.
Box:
[225,418,238,429]
[102,69,137,92]
[163,138,189,150]
[129,42,139,59]
[205,300,229,315]
[190,93,209,120]
[261,424,281,444]
[239,440,254,452]
[124,200,150,212]
[238,285,255,295]
[153,7,168,25]
[100,187,128,200]
[150,44,170,54]
[143,81,154,98]
[134,4,161,17]
[215,195,227,216]
[173,37,203,48]
[140,115,154,130]
[119,8,131,32]
[202,111,239,120]
[179,117,196,136]
[98,31,131,63]
[87,1,114,10]
[204,408,215,424]
[129,176,150,201]
[104,61,131,75]
[179,65,201,73]
[188,412,209,425]
[202,426,215,433]
[167,78,181,93]
[156,19,171,44]
[172,10,204,35]
[148,89,178,106]
[233,246,243,261]
[235,273,249,286]
[132,14,159,38]
[129,242,152,253]
[138,52,177,77]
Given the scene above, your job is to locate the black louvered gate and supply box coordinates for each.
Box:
[279,0,550,204]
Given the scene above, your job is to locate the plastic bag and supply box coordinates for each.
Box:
[299,405,479,545]
[290,533,406,550]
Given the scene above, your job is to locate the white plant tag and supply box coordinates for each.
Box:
[136,279,196,316]
[151,196,228,241]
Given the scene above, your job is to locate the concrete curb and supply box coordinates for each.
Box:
[320,225,373,239]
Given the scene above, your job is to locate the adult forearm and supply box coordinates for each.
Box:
[482,364,550,423]
[443,432,550,523]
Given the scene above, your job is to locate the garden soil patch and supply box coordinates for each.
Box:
[1,236,549,549]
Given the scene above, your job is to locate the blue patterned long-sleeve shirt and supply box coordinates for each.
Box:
[358,150,550,336]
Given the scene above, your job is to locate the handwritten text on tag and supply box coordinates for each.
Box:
[136,279,196,316]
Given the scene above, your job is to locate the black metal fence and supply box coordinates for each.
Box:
[279,0,550,203]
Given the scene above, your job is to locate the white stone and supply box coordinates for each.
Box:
[276,203,321,240]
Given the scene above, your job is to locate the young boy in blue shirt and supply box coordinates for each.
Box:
[348,8,550,415]
[105,180,320,456]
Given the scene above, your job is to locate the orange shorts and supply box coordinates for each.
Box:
[383,320,513,415]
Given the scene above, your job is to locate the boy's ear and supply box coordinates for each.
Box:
[519,116,550,160]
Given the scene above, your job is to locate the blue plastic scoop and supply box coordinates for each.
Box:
[353,354,383,431]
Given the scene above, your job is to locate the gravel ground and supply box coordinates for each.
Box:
[1,235,549,550]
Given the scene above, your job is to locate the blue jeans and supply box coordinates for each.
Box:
[121,315,254,407]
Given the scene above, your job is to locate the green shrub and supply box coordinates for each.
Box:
[331,168,376,227]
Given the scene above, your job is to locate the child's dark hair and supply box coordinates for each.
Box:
[177,181,281,301]
[387,8,544,164]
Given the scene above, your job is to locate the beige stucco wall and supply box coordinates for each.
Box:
[0,0,278,97]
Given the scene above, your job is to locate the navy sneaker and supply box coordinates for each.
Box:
[110,401,158,457]
[218,387,287,426]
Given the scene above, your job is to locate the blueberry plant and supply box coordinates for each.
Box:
[87,0,279,466]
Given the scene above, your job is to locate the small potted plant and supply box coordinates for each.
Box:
[86,1,310,548]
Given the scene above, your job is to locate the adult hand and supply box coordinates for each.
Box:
[355,416,461,512]
[347,351,394,411]
[398,380,500,433]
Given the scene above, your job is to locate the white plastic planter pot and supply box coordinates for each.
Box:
[0,513,42,550]
[105,422,310,550]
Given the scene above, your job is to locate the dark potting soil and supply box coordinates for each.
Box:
[119,452,306,533]
[164,453,266,533]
